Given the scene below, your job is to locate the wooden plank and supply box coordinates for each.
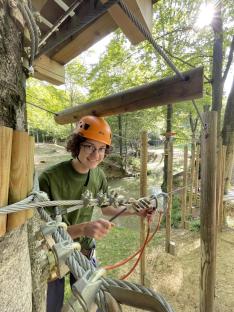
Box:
[26,136,35,219]
[33,54,65,85]
[200,111,217,312]
[55,67,204,125]
[38,2,117,59]
[52,12,117,65]
[7,131,29,231]
[0,126,13,237]
[101,0,152,45]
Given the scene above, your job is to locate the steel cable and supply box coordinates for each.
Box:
[118,0,184,80]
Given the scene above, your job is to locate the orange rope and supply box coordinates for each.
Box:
[103,212,163,276]
[120,212,163,280]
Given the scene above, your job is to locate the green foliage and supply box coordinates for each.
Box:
[161,194,181,228]
[189,218,201,232]
[171,195,182,228]
[26,0,234,146]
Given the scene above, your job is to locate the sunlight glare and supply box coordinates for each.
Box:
[195,3,215,29]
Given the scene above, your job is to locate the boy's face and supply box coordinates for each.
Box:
[78,139,106,170]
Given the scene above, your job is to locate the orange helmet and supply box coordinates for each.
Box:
[75,116,112,145]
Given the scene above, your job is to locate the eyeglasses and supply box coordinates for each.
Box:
[80,144,106,155]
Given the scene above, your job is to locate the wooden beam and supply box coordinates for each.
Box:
[55,67,204,125]
[54,0,75,17]
[32,0,48,12]
[101,0,152,45]
[33,54,65,85]
[38,1,117,58]
[52,12,117,64]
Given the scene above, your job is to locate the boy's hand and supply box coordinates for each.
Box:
[83,219,114,240]
[131,197,157,223]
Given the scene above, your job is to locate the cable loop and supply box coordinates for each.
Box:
[118,0,185,80]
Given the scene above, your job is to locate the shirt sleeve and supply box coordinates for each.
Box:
[38,172,54,216]
[39,172,52,200]
[99,169,108,194]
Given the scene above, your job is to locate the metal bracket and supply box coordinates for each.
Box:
[52,240,81,279]
[63,269,106,312]
[81,190,93,208]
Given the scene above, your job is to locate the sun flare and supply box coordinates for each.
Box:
[195,3,215,29]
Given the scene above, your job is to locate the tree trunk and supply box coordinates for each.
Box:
[222,76,234,193]
[0,2,47,311]
[0,2,32,312]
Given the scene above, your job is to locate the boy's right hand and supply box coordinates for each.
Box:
[83,219,114,240]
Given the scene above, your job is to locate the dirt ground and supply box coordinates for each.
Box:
[122,221,234,312]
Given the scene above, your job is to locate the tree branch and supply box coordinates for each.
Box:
[161,46,211,82]
[222,36,234,83]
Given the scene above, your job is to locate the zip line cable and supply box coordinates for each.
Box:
[27,101,57,115]
[118,0,185,80]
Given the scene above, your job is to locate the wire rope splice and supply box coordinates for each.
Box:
[39,220,81,281]
[0,177,174,311]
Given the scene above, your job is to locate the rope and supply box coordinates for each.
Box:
[0,173,173,310]
[17,1,36,66]
[118,0,185,80]
[27,101,57,115]
[38,206,174,311]
[191,100,206,130]
[24,175,173,311]
[104,213,162,274]
[24,3,39,53]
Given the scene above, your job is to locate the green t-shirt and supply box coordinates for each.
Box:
[39,160,108,248]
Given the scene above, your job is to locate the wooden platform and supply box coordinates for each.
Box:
[30,0,154,85]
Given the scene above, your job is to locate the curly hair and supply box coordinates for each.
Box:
[66,133,112,158]
[66,134,86,158]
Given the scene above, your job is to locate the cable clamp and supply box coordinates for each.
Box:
[81,190,93,208]
[40,221,67,237]
[52,241,81,279]
[63,269,105,312]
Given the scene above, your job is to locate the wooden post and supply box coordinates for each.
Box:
[165,141,173,253]
[0,126,13,237]
[194,142,200,207]
[7,131,29,231]
[26,135,35,219]
[140,131,148,285]
[216,137,223,232]
[181,145,188,228]
[200,111,217,312]
[219,145,227,230]
[188,135,196,214]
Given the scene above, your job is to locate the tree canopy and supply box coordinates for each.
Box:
[26,0,234,145]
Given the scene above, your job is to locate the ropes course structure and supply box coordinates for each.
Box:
[0,177,174,312]
[1,1,221,311]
